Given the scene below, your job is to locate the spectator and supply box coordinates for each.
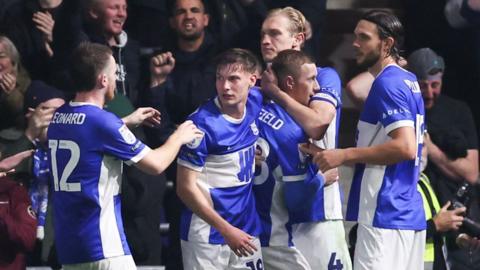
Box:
[418,138,466,270]
[147,0,218,146]
[0,79,65,268]
[408,47,480,270]
[80,0,142,108]
[403,0,480,146]
[0,35,31,131]
[0,150,33,177]
[0,174,37,270]
[0,0,82,84]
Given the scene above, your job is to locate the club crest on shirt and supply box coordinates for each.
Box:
[251,122,259,135]
[187,130,204,149]
[118,125,136,145]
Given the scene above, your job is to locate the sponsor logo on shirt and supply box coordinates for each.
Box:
[404,79,421,93]
[382,107,411,119]
[118,125,136,144]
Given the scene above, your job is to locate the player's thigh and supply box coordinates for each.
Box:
[63,255,136,270]
[293,220,352,270]
[406,229,425,270]
[228,238,263,270]
[354,224,423,270]
[181,240,230,270]
[262,246,311,270]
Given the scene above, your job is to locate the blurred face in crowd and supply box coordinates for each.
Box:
[418,73,443,109]
[39,98,65,142]
[38,0,63,9]
[0,42,14,76]
[216,64,256,117]
[261,15,303,63]
[170,0,209,41]
[353,20,383,69]
[89,0,127,38]
[289,63,319,106]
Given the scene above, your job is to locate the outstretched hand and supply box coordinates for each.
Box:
[174,120,204,145]
[299,142,346,172]
[0,149,35,176]
[123,107,161,128]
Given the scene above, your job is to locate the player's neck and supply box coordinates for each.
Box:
[370,56,396,77]
[73,91,104,108]
[219,102,246,120]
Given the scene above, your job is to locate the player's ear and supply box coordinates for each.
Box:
[98,73,108,88]
[285,75,295,90]
[293,32,305,49]
[249,73,257,87]
[382,36,394,56]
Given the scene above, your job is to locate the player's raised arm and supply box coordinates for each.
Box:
[136,120,203,175]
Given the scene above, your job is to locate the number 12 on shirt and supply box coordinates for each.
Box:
[49,139,81,192]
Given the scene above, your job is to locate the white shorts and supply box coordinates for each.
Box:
[262,246,311,270]
[292,220,352,270]
[63,255,136,270]
[354,224,426,270]
[181,238,263,270]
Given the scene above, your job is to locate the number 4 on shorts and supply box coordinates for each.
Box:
[328,252,343,270]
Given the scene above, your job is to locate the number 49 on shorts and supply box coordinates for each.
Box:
[246,258,263,270]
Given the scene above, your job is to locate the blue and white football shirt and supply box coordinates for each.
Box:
[311,67,344,220]
[254,101,325,247]
[346,65,426,230]
[254,66,345,247]
[177,87,263,245]
[47,102,150,264]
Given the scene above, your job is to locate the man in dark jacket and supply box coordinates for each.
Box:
[81,0,142,107]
